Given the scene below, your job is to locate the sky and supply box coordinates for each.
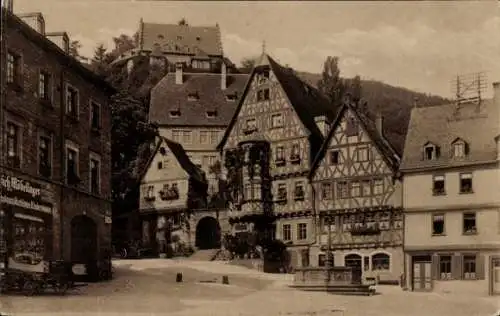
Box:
[11,0,500,98]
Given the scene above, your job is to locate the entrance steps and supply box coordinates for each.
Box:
[188,249,220,261]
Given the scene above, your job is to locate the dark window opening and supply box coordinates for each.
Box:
[433,175,445,195]
[463,212,477,234]
[66,148,80,185]
[90,102,101,130]
[6,122,20,168]
[439,255,452,280]
[459,173,473,193]
[39,136,51,178]
[66,86,79,118]
[432,214,445,235]
[330,150,340,164]
[463,255,476,279]
[90,158,100,194]
[39,71,51,100]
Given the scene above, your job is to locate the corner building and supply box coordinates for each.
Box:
[1,7,115,280]
[400,82,500,296]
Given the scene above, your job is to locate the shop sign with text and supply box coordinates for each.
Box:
[0,175,52,215]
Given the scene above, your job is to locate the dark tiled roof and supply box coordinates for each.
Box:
[141,22,222,56]
[309,101,402,178]
[217,54,335,151]
[139,137,207,183]
[400,100,499,171]
[149,73,249,127]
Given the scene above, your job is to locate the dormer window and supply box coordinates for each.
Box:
[206,110,217,118]
[169,109,181,118]
[187,92,199,101]
[452,138,469,158]
[423,142,441,161]
[226,93,237,102]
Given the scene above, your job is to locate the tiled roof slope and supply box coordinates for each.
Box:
[217,54,336,151]
[309,101,401,178]
[139,137,207,183]
[141,22,222,56]
[149,73,249,126]
[400,99,499,171]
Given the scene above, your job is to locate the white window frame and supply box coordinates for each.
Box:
[6,119,23,163]
[282,224,292,241]
[297,223,307,240]
[209,130,219,144]
[182,130,192,144]
[65,83,80,119]
[38,70,52,101]
[356,146,370,162]
[200,130,209,144]
[271,113,284,128]
[172,130,182,142]
[65,140,80,180]
[89,152,101,194]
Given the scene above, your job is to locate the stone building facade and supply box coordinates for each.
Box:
[1,7,114,280]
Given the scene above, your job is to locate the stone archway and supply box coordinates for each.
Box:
[71,215,98,264]
[195,216,221,250]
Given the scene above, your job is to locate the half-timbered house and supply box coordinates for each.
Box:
[400,82,500,296]
[308,98,404,284]
[217,53,333,268]
[138,137,208,254]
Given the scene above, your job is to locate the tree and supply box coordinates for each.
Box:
[349,75,362,104]
[107,34,136,61]
[91,44,108,77]
[240,56,257,73]
[317,56,345,107]
[178,18,188,26]
[110,91,158,215]
[69,40,82,58]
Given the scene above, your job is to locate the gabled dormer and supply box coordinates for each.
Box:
[451,137,469,159]
[422,142,441,161]
[169,107,181,118]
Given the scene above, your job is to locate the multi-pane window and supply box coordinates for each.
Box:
[462,212,477,234]
[245,118,257,131]
[371,253,390,271]
[7,52,20,84]
[200,131,208,144]
[257,88,270,101]
[337,181,349,198]
[65,85,79,118]
[275,146,285,162]
[172,130,181,142]
[90,158,100,194]
[291,144,300,162]
[350,181,361,197]
[459,173,473,193]
[432,213,445,235]
[361,180,371,196]
[424,144,441,160]
[356,147,369,162]
[297,223,307,240]
[38,136,51,178]
[209,130,218,144]
[282,224,291,241]
[463,255,476,280]
[330,150,340,164]
[39,71,51,100]
[321,183,332,200]
[90,102,101,130]
[453,142,466,158]
[6,122,20,167]
[271,113,283,128]
[183,130,192,143]
[277,183,287,201]
[66,147,79,185]
[432,175,445,195]
[373,179,384,195]
[439,255,452,280]
[294,181,305,200]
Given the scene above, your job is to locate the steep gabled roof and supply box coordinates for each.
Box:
[141,22,223,56]
[400,99,498,171]
[149,73,249,127]
[308,101,402,179]
[217,54,334,151]
[139,137,207,184]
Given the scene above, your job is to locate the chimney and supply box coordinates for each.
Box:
[314,115,330,137]
[221,62,227,90]
[2,0,13,12]
[46,32,70,54]
[375,112,384,136]
[175,63,183,85]
[18,12,45,35]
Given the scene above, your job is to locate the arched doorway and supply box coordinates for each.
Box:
[71,215,98,263]
[195,217,221,250]
[344,253,363,283]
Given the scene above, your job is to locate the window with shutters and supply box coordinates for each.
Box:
[462,255,476,280]
[459,173,473,194]
[462,212,477,234]
[432,213,445,235]
[438,255,452,280]
[432,175,446,195]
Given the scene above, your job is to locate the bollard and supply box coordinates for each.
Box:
[176,273,183,283]
[222,275,229,285]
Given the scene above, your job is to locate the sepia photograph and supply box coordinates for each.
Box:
[0,0,499,315]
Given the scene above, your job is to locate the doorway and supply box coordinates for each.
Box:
[195,217,221,249]
[491,257,500,295]
[412,255,433,291]
[345,254,362,283]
